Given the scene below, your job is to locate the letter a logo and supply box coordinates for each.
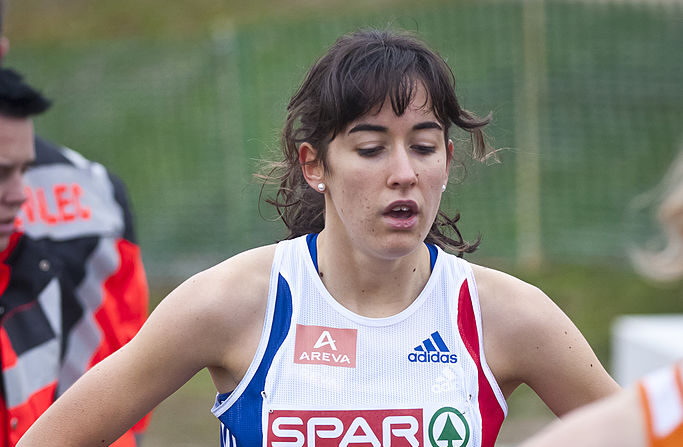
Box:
[294,325,357,368]
[313,330,337,350]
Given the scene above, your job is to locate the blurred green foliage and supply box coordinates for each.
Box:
[7,1,682,281]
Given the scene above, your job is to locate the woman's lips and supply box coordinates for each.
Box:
[383,201,418,229]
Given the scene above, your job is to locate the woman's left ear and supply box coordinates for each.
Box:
[445,139,454,178]
[299,142,325,190]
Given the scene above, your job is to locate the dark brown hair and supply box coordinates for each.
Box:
[0,68,51,117]
[262,28,492,255]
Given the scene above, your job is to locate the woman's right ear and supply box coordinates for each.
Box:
[299,143,324,191]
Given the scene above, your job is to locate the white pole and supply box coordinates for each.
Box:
[515,0,546,268]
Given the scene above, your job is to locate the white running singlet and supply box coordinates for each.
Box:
[212,234,507,447]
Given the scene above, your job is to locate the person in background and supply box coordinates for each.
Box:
[0,66,72,447]
[630,149,683,282]
[520,150,683,447]
[0,2,150,446]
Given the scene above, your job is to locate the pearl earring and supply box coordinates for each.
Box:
[317,183,326,192]
[441,184,447,193]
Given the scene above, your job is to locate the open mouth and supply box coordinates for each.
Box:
[386,205,415,219]
[383,201,418,220]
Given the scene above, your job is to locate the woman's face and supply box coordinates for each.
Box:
[320,84,452,260]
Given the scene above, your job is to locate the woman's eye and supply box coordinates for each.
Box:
[413,145,436,154]
[357,147,382,156]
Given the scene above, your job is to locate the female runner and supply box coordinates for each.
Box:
[18,28,619,447]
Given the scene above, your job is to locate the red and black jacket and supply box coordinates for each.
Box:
[0,137,150,446]
[0,233,71,446]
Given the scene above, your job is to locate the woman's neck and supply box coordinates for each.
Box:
[315,231,432,318]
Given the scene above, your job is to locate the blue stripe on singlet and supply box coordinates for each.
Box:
[426,242,437,271]
[216,274,293,446]
[306,233,319,271]
[308,233,438,272]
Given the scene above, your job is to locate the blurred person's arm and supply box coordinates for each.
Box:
[521,386,644,447]
[521,362,683,447]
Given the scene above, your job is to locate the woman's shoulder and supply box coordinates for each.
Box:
[161,244,278,325]
[191,244,278,302]
[468,263,555,339]
[469,263,545,304]
[210,243,278,278]
[117,244,279,390]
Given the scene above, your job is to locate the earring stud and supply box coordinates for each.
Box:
[441,184,447,192]
[317,183,326,192]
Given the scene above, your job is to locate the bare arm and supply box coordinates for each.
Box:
[17,245,274,446]
[474,265,620,416]
[520,387,645,447]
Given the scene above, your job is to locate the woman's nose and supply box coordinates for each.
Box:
[387,147,418,189]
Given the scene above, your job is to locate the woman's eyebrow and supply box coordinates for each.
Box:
[347,121,442,134]
[413,121,442,131]
[348,124,387,134]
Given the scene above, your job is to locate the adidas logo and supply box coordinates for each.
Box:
[408,331,458,364]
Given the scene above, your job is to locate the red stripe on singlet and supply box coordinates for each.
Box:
[457,279,505,447]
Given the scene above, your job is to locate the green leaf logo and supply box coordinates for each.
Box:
[428,407,470,447]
